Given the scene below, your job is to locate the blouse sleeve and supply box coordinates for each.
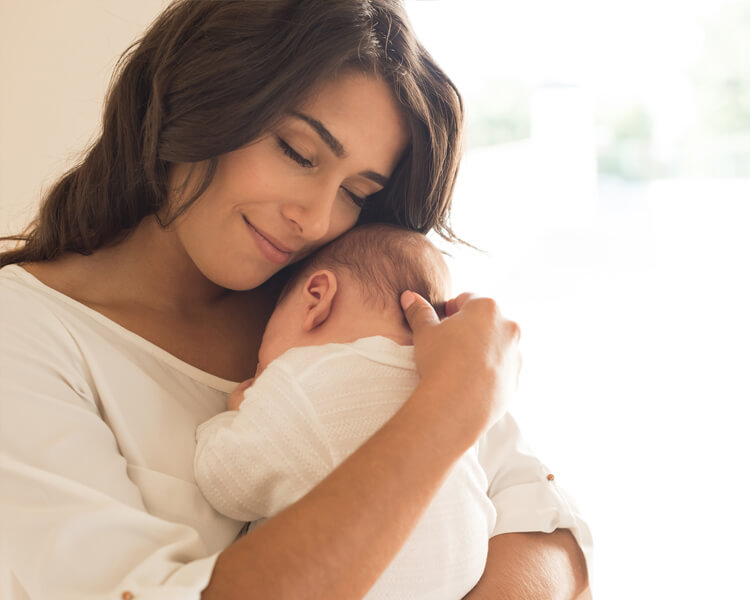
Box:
[0,291,219,600]
[477,414,594,572]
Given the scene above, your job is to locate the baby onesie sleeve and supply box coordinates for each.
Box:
[477,414,593,572]
[194,359,335,522]
[0,284,220,600]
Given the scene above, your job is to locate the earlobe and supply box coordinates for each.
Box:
[302,270,338,331]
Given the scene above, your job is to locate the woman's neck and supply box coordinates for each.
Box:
[55,215,232,314]
[22,215,275,381]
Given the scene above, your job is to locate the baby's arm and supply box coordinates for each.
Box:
[195,362,333,522]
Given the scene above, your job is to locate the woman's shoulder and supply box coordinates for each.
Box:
[0,263,100,411]
[0,256,119,325]
[1,263,76,319]
[0,263,58,314]
[5,254,95,302]
[0,264,89,355]
[1,262,243,393]
[0,262,109,371]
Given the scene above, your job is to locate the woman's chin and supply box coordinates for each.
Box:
[200,263,278,293]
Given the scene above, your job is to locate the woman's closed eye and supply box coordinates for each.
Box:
[276,136,314,168]
[277,136,369,208]
[341,187,367,208]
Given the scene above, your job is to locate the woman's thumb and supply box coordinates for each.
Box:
[401,290,440,333]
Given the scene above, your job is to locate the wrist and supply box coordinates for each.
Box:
[402,377,488,454]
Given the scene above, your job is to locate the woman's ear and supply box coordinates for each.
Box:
[302,270,338,331]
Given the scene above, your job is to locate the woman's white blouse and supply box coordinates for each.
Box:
[0,264,592,599]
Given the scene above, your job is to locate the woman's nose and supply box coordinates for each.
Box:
[281,184,338,242]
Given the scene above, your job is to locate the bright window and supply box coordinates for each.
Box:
[406,1,750,597]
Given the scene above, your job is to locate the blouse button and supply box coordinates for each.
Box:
[121,592,134,600]
[546,473,555,481]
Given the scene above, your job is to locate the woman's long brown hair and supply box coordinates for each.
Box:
[0,0,464,269]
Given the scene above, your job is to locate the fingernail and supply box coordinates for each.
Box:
[400,291,416,310]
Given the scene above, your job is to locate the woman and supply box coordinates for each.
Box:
[0,1,590,598]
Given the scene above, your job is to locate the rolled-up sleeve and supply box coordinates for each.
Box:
[477,414,593,570]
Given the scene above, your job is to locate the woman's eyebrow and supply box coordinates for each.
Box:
[291,112,346,157]
[291,111,390,187]
[360,170,388,187]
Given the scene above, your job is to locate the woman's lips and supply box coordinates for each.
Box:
[242,216,293,265]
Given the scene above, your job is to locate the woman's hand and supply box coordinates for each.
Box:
[400,290,521,443]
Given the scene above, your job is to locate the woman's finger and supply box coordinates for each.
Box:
[401,290,440,333]
[444,292,477,317]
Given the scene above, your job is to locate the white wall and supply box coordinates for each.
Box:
[0,0,168,236]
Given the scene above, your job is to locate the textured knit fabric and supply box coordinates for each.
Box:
[194,337,590,599]
[1,263,592,600]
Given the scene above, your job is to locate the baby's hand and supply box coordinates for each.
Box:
[227,378,254,411]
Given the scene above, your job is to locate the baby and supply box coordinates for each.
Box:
[194,223,497,599]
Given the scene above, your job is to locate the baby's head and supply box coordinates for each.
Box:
[257,224,451,372]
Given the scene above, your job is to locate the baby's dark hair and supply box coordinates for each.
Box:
[280,223,450,315]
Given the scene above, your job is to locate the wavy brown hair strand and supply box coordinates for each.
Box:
[1,0,464,269]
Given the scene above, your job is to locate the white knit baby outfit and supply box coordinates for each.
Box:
[195,336,496,599]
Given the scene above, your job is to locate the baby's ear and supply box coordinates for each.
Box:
[302,269,338,331]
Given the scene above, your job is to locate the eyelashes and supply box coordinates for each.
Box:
[275,136,368,208]
[343,188,367,208]
[276,136,313,168]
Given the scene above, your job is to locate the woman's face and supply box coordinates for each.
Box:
[170,71,410,291]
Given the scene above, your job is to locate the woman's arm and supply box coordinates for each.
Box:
[204,381,476,598]
[463,530,589,600]
[468,413,593,599]
[1,284,518,600]
[203,292,521,599]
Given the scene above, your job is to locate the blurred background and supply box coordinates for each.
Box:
[406,1,750,598]
[1,1,748,597]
